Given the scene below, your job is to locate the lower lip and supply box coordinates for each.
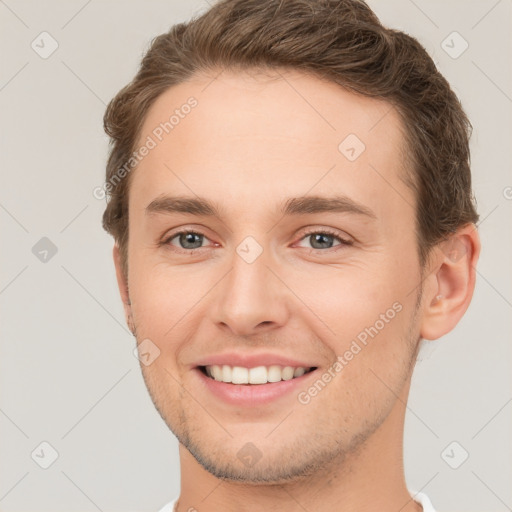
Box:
[194,367,317,407]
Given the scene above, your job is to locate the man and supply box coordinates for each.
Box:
[101,1,480,510]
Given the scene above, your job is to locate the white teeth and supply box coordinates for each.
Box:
[267,365,282,382]
[211,365,223,381]
[203,364,312,384]
[231,366,249,384]
[249,366,267,384]
[222,365,232,383]
[293,367,305,377]
[282,366,295,380]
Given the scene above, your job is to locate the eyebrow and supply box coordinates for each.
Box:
[145,194,376,219]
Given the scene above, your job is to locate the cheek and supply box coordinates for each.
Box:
[127,263,182,337]
[306,299,416,424]
[286,261,410,340]
[286,258,420,397]
[127,259,221,353]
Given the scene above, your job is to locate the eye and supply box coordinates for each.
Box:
[164,230,211,252]
[161,228,353,254]
[297,229,353,251]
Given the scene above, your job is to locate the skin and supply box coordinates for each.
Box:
[112,68,480,512]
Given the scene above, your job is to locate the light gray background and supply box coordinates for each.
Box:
[0,1,511,511]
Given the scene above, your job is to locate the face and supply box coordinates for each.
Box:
[120,68,426,483]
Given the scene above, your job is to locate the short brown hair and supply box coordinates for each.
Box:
[102,0,479,276]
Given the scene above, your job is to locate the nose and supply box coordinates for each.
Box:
[210,245,290,337]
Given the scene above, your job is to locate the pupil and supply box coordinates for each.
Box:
[181,233,202,249]
[310,233,333,249]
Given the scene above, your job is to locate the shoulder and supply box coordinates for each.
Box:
[412,491,437,512]
[157,498,176,512]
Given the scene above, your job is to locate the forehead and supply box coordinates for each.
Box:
[130,68,411,222]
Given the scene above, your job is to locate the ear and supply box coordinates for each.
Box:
[420,224,481,341]
[113,244,135,335]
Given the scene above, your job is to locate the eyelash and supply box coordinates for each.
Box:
[299,228,353,251]
[161,228,353,254]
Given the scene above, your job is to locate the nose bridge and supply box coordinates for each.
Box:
[212,236,288,335]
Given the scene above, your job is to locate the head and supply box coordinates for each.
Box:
[102,0,480,483]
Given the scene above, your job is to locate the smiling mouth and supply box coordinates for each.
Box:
[198,365,317,385]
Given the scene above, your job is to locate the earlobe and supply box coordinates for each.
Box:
[420,224,481,341]
[113,244,135,335]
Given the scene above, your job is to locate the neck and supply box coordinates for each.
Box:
[175,377,421,512]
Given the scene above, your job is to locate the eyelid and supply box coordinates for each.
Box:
[161,228,215,251]
[161,226,354,253]
[294,226,354,249]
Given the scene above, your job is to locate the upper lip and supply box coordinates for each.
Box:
[193,352,319,369]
